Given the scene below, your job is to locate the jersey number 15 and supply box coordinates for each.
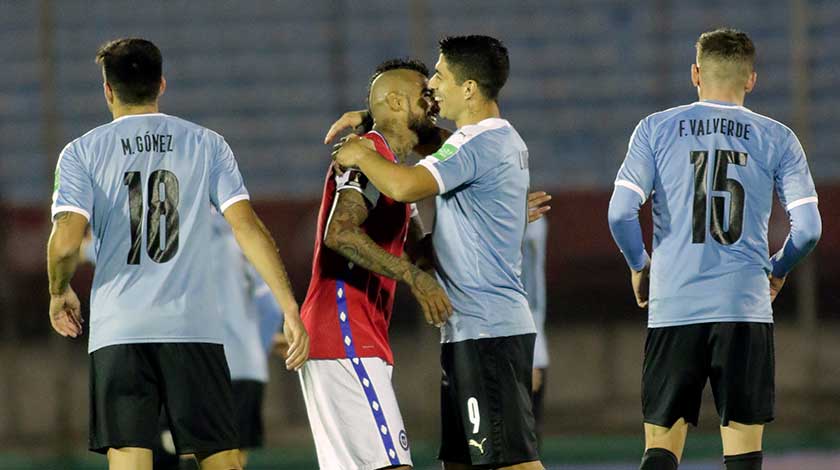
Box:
[690,149,748,245]
[124,170,180,264]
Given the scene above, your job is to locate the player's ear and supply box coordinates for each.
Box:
[103,81,115,105]
[745,71,757,94]
[385,92,403,112]
[158,76,167,99]
[463,79,478,100]
[691,64,701,88]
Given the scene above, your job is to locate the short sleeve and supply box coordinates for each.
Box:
[416,135,478,195]
[335,168,380,207]
[775,132,818,211]
[51,143,93,221]
[209,138,250,212]
[614,119,655,202]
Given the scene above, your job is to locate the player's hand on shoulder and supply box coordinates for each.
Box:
[769,274,786,303]
[630,262,650,309]
[330,134,356,176]
[282,309,309,371]
[409,268,453,327]
[528,191,552,223]
[331,134,376,171]
[324,110,369,144]
[49,286,83,338]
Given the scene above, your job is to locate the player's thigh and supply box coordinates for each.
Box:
[230,380,265,450]
[708,322,774,427]
[720,421,764,455]
[439,334,539,469]
[107,447,153,470]
[642,324,709,430]
[644,419,690,461]
[157,343,239,456]
[299,358,413,470]
[196,449,242,470]
[89,344,161,454]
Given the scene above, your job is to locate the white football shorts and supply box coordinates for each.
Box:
[299,357,413,470]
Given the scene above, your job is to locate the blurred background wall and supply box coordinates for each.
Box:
[1,0,839,459]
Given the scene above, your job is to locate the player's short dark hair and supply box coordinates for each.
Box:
[696,28,755,68]
[438,35,509,101]
[95,38,163,105]
[362,58,430,131]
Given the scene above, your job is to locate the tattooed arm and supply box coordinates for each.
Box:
[324,189,452,325]
[47,211,88,338]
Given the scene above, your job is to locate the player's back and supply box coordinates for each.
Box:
[52,113,248,352]
[616,101,817,326]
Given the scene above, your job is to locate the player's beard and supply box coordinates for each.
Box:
[408,112,438,147]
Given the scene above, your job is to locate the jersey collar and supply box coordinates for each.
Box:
[695,100,750,111]
[111,112,168,123]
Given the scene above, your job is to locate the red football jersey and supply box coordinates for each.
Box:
[301,131,411,365]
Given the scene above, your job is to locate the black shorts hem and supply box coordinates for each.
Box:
[643,416,699,428]
[720,413,775,427]
[174,443,239,456]
[89,440,156,455]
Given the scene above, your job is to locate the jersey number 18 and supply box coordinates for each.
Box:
[124,170,180,264]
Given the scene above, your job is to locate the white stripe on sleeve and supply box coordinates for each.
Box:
[417,157,445,194]
[51,205,91,221]
[786,196,819,211]
[614,180,647,201]
[220,194,251,213]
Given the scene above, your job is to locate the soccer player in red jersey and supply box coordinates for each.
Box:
[298,59,452,470]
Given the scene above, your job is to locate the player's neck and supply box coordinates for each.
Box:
[110,102,161,120]
[372,124,416,162]
[697,88,746,107]
[455,100,500,128]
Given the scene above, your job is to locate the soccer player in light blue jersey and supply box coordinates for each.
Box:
[46,38,308,470]
[333,35,544,470]
[608,29,821,470]
[210,212,284,468]
[521,216,549,449]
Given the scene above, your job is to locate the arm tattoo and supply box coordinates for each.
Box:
[326,190,424,286]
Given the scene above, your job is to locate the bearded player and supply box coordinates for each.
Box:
[298,58,452,470]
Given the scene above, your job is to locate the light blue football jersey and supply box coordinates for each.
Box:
[51,113,250,353]
[211,214,275,382]
[418,118,535,342]
[522,216,549,368]
[614,100,818,327]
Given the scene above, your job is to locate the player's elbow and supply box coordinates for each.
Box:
[792,204,822,251]
[802,218,822,249]
[324,222,350,251]
[49,233,82,262]
[389,187,416,203]
[607,201,634,228]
